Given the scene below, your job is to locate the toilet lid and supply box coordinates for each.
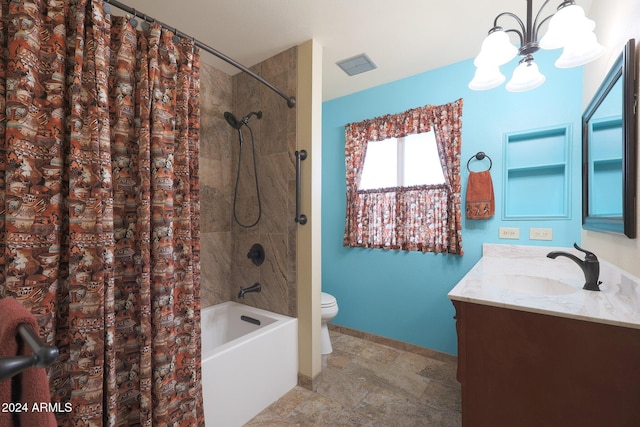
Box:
[321,292,336,307]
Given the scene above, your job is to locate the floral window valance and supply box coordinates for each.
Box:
[343,99,463,255]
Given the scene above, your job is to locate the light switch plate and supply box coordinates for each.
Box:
[530,228,553,240]
[499,227,520,239]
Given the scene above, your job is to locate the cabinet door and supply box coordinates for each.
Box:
[454,301,640,427]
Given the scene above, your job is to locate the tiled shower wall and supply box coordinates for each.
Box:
[199,47,298,317]
[200,61,233,307]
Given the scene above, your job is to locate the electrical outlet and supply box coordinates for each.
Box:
[530,227,553,240]
[499,227,520,239]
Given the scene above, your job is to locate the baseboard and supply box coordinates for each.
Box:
[328,324,457,364]
[297,372,320,391]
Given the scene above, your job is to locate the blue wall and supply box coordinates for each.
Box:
[322,51,584,355]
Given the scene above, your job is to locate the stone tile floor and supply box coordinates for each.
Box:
[246,329,461,426]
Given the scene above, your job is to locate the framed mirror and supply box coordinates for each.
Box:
[582,38,637,238]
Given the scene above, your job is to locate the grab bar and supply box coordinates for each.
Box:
[295,150,308,225]
[0,323,59,382]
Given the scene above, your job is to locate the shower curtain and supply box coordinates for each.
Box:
[0,0,203,425]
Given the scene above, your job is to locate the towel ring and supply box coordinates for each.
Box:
[467,151,492,172]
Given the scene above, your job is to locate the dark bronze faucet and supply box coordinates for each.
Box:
[238,282,262,299]
[546,243,601,291]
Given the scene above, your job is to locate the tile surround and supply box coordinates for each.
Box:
[230,47,298,317]
[199,62,233,306]
[199,47,298,317]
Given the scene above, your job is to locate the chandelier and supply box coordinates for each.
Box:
[469,0,603,92]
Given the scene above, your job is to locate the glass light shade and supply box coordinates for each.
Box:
[548,4,588,29]
[539,4,595,50]
[468,65,506,90]
[506,60,546,92]
[474,30,518,66]
[555,31,604,68]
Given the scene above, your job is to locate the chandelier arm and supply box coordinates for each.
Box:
[533,14,555,41]
[493,11,526,34]
[493,12,526,47]
[532,0,553,40]
[505,28,525,47]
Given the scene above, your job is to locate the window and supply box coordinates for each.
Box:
[359,131,445,190]
[343,100,464,255]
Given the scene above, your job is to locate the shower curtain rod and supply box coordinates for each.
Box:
[103,0,296,108]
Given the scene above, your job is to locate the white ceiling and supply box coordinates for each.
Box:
[116,0,593,101]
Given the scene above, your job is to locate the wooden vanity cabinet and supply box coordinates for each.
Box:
[453,300,640,427]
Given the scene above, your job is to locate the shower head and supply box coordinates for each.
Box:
[223,111,263,130]
[224,112,243,130]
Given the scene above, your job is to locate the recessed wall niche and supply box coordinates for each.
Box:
[503,125,572,220]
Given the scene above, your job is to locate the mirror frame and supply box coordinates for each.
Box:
[582,38,637,238]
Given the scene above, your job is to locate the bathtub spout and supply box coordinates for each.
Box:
[238,283,262,299]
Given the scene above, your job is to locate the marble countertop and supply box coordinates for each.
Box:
[448,244,640,329]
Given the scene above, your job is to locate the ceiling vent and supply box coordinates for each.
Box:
[336,53,377,76]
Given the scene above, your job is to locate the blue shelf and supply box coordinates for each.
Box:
[592,158,622,167]
[507,163,566,174]
[589,159,623,216]
[503,125,571,220]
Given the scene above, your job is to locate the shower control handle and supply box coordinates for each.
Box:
[295,150,307,225]
[247,243,265,266]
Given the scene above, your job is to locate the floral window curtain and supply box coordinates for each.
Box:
[0,0,203,425]
[343,99,463,254]
[430,99,463,254]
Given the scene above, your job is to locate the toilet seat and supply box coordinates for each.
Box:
[321,292,336,308]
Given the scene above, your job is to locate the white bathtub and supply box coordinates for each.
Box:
[201,301,298,427]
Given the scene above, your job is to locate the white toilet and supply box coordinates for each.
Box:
[321,292,339,354]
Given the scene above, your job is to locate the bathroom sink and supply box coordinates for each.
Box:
[487,274,578,296]
[449,244,640,331]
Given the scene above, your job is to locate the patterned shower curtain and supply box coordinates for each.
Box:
[0,0,203,425]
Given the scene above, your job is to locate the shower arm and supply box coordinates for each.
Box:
[103,0,296,108]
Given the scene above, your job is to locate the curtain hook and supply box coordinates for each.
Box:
[129,8,138,28]
[173,27,180,44]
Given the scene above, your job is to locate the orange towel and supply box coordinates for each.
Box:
[0,298,57,427]
[466,170,495,219]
